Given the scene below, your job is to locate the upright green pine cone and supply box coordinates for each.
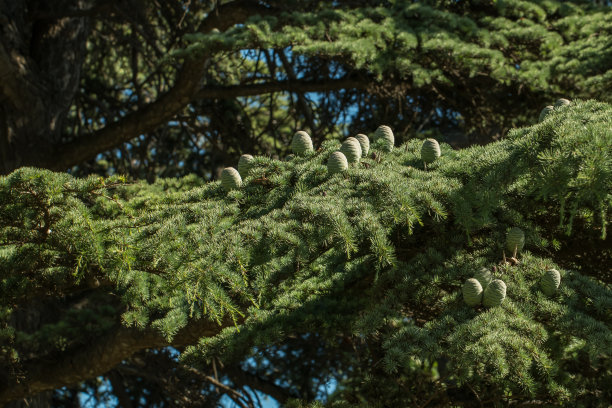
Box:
[237,154,254,178]
[540,269,561,296]
[483,279,506,307]
[462,278,483,306]
[292,131,314,156]
[539,105,554,122]
[354,134,370,156]
[505,227,525,254]
[374,125,394,152]
[221,167,242,191]
[327,151,348,175]
[421,138,441,164]
[340,137,362,164]
[474,267,493,290]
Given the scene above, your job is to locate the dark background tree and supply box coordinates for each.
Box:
[2,0,611,178]
[0,1,611,407]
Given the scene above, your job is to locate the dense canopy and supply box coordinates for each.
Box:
[1,100,610,406]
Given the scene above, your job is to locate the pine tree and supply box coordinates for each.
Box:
[1,100,610,406]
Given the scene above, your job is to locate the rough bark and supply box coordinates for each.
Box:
[0,0,91,173]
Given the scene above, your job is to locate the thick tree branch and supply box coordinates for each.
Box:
[196,77,369,100]
[186,368,251,408]
[0,315,239,405]
[42,75,367,171]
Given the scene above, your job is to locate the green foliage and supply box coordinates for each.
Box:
[179,1,612,111]
[1,100,611,405]
[512,99,611,238]
[506,226,526,253]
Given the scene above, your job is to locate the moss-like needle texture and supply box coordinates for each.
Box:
[1,101,610,405]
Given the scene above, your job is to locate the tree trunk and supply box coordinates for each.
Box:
[0,0,90,174]
[1,1,89,405]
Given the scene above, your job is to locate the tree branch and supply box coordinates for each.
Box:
[186,368,251,408]
[225,366,294,405]
[0,315,239,405]
[196,77,369,101]
[42,74,367,171]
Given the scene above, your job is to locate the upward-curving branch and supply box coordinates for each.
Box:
[42,76,369,172]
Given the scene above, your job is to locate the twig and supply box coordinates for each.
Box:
[466,382,483,407]
[213,358,220,394]
[186,367,249,408]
